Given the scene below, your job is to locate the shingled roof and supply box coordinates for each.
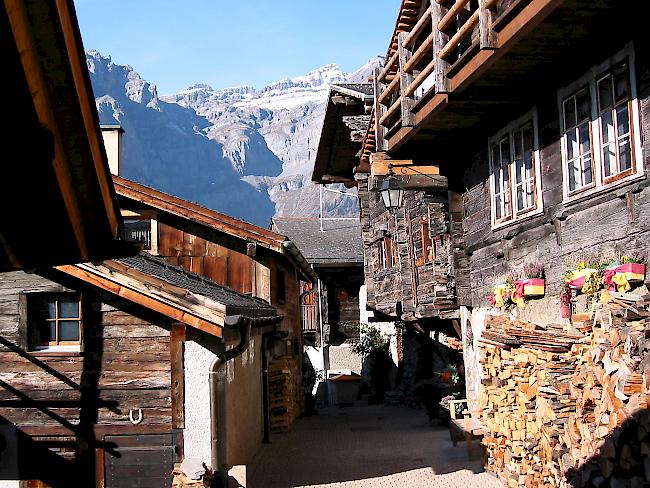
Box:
[115,254,276,315]
[57,252,277,338]
[272,218,363,266]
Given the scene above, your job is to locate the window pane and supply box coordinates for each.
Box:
[567,129,577,160]
[516,185,524,211]
[568,160,577,191]
[583,156,593,185]
[616,104,630,137]
[602,144,615,178]
[58,300,79,318]
[601,110,614,145]
[47,301,56,319]
[563,97,576,129]
[614,65,629,103]
[36,322,57,345]
[577,89,591,123]
[514,130,523,160]
[59,321,80,342]
[579,122,591,156]
[619,136,632,171]
[598,77,613,112]
[495,194,502,220]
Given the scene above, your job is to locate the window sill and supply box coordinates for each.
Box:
[29,350,83,357]
[562,172,646,207]
[491,207,544,232]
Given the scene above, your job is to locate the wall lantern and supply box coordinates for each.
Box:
[379,175,404,214]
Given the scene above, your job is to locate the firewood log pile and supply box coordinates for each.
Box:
[478,292,650,487]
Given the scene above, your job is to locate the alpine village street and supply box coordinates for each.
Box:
[3,0,650,487]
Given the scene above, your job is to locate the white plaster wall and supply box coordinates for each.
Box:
[183,332,264,470]
[183,340,214,465]
[461,306,498,403]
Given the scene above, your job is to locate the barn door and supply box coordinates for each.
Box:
[104,434,175,488]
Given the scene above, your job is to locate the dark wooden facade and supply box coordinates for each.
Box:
[114,175,317,353]
[362,1,650,307]
[0,269,181,487]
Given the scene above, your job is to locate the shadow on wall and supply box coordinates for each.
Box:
[565,405,650,487]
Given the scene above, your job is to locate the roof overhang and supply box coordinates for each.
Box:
[312,85,373,184]
[57,262,227,338]
[1,0,130,270]
[113,175,286,253]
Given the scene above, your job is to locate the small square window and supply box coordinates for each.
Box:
[26,293,82,351]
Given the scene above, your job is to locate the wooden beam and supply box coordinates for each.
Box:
[54,0,121,237]
[478,0,497,49]
[113,176,285,252]
[438,0,471,32]
[439,9,479,60]
[372,68,387,151]
[397,32,415,127]
[170,323,185,430]
[431,0,451,93]
[404,5,432,47]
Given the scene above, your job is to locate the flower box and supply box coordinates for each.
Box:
[616,263,645,282]
[520,278,545,297]
[566,268,597,290]
[603,263,645,292]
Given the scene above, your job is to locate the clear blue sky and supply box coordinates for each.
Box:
[74,0,400,95]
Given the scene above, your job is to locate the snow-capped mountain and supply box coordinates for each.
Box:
[87,50,383,224]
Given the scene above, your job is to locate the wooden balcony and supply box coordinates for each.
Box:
[372,0,629,155]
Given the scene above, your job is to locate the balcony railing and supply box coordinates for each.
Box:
[374,0,524,149]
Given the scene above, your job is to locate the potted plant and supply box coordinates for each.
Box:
[565,260,598,292]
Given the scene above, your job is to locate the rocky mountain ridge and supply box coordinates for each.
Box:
[87,50,382,225]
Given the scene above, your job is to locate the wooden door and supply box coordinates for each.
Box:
[104,434,175,488]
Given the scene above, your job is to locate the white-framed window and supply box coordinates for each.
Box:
[27,293,83,352]
[559,44,644,200]
[488,109,542,228]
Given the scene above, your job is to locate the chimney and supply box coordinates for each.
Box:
[100,125,123,175]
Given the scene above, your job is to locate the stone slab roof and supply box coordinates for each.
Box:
[272,218,363,266]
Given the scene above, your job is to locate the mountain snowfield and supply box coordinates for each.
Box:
[87,50,382,226]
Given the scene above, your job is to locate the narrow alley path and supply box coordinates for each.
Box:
[249,404,503,488]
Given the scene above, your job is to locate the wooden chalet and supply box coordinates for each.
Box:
[110,174,318,461]
[0,252,280,487]
[361,0,650,362]
[271,217,365,390]
[314,83,465,330]
[2,0,135,270]
[349,0,650,483]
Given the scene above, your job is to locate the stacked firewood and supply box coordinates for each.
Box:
[478,293,650,487]
[268,357,299,433]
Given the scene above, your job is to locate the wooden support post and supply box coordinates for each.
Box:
[431,0,451,93]
[397,32,415,127]
[478,0,497,49]
[373,67,387,151]
[171,323,186,430]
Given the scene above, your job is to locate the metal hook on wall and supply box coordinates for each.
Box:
[129,408,143,425]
